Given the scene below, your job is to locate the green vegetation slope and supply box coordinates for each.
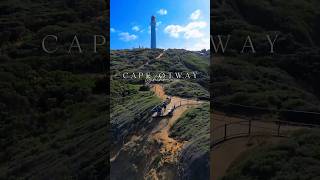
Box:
[0,0,108,179]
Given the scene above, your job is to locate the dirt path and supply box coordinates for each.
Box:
[211,111,309,180]
[146,84,202,179]
[139,50,165,68]
[155,52,164,60]
[211,136,284,180]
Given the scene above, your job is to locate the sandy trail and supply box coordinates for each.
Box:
[211,136,284,180]
[147,84,202,179]
[156,52,164,60]
[141,50,165,67]
[211,111,309,180]
[137,50,166,69]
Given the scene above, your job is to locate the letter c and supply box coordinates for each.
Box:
[42,35,58,53]
[123,72,129,79]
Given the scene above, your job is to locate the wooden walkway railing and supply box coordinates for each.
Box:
[211,113,320,149]
[152,99,202,118]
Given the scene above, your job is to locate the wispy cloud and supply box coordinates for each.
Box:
[164,21,207,39]
[164,25,183,38]
[157,9,168,15]
[119,32,137,42]
[190,9,201,20]
[187,37,210,50]
[132,26,140,32]
[110,28,116,33]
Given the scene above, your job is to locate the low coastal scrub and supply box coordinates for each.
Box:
[224,129,320,180]
[164,80,209,100]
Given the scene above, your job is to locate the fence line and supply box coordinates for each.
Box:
[152,99,202,117]
[211,112,320,149]
[212,99,320,115]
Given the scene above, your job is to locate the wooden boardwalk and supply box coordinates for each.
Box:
[152,99,202,118]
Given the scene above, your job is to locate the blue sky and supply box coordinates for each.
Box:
[110,0,210,50]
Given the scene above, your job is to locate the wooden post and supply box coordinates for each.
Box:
[224,123,227,140]
[278,122,281,136]
[248,119,251,136]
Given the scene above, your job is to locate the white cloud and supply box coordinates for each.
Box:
[188,38,210,51]
[119,32,137,42]
[132,26,140,32]
[164,25,184,38]
[190,9,201,20]
[157,9,168,15]
[164,21,207,39]
[156,21,162,27]
[184,29,203,39]
[184,21,207,39]
[110,28,116,33]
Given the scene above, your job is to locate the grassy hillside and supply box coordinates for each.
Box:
[170,103,210,179]
[224,130,320,180]
[212,0,320,117]
[213,56,320,112]
[164,80,209,100]
[111,49,209,99]
[110,49,210,141]
[110,49,210,139]
[171,103,210,143]
[0,0,108,179]
[213,0,320,179]
[110,80,161,145]
[110,49,210,179]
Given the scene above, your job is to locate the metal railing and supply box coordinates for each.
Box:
[211,111,320,149]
